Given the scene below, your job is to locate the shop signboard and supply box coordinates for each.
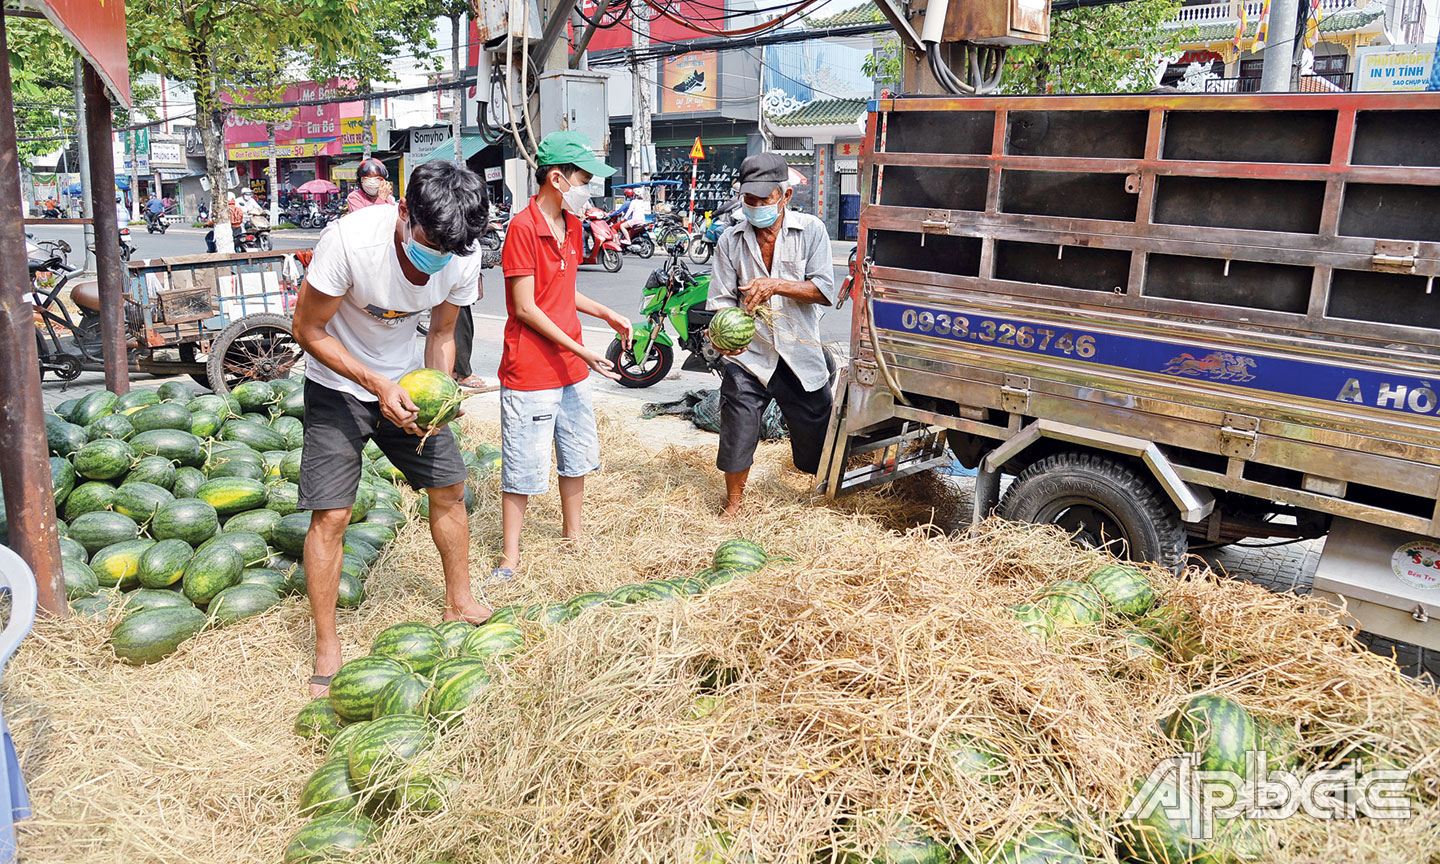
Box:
[150,141,186,168]
[222,80,360,156]
[227,142,329,161]
[340,118,377,153]
[408,128,451,160]
[661,52,718,113]
[1355,44,1437,91]
[484,166,503,182]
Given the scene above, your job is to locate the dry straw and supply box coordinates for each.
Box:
[5,417,1438,863]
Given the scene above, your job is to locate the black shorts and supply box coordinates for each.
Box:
[297,379,468,511]
[717,360,833,475]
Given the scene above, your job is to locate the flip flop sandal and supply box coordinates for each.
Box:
[478,567,516,605]
[310,673,334,687]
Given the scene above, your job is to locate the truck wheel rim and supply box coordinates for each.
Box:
[1035,497,1131,558]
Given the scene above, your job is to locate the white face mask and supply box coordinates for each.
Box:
[361,177,382,196]
[558,173,590,215]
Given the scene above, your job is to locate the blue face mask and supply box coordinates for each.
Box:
[742,202,780,228]
[402,221,453,274]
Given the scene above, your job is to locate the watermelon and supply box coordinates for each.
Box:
[124,455,179,491]
[434,620,473,656]
[700,568,741,589]
[566,592,609,615]
[50,456,75,507]
[372,672,432,719]
[84,413,134,442]
[188,410,222,438]
[224,508,282,543]
[370,483,402,511]
[63,481,117,521]
[282,813,378,864]
[397,368,462,430]
[109,605,206,664]
[342,538,380,569]
[45,417,88,457]
[72,438,135,481]
[157,380,195,404]
[120,587,195,616]
[944,732,1008,785]
[324,723,368,765]
[240,567,290,594]
[266,481,300,516]
[606,584,649,605]
[272,512,313,555]
[460,622,526,661]
[1162,695,1258,778]
[62,559,99,599]
[426,663,491,727]
[485,606,519,625]
[429,657,485,692]
[69,511,140,556]
[1254,716,1302,772]
[207,582,281,625]
[259,449,287,480]
[206,458,265,482]
[637,579,683,601]
[713,539,768,572]
[241,411,268,426]
[54,398,81,421]
[294,697,342,743]
[346,713,434,787]
[299,759,362,817]
[58,535,87,563]
[1086,563,1156,617]
[187,394,230,416]
[172,466,206,499]
[129,429,205,467]
[220,418,287,452]
[391,772,458,814]
[523,602,573,625]
[152,498,220,547]
[344,522,395,550]
[195,477,267,516]
[672,577,709,596]
[71,594,115,619]
[137,535,195,590]
[1115,777,1215,864]
[329,656,409,723]
[111,481,175,522]
[129,402,194,434]
[280,449,304,484]
[983,824,1085,864]
[181,541,244,605]
[90,538,155,589]
[280,387,305,418]
[272,415,305,450]
[231,380,275,412]
[1011,602,1054,638]
[371,456,406,485]
[115,389,160,413]
[370,623,446,675]
[336,572,365,608]
[346,484,376,524]
[70,390,118,426]
[1038,580,1105,629]
[708,307,758,353]
[830,816,950,864]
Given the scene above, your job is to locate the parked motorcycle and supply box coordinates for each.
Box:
[581,206,623,273]
[687,211,733,265]
[118,225,135,261]
[604,244,718,388]
[480,202,511,251]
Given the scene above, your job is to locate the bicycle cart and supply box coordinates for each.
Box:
[122,250,308,393]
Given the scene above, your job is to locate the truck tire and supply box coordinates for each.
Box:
[995,451,1187,571]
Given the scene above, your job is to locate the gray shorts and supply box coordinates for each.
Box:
[297,379,468,511]
[499,381,600,496]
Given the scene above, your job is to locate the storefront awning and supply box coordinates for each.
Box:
[411,134,490,165]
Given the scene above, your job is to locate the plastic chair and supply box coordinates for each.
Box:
[0,545,36,863]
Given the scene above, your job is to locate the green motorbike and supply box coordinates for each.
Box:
[605,245,722,388]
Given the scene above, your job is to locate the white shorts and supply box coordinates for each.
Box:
[499,381,600,495]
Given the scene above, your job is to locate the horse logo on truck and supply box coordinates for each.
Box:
[1161,352,1258,383]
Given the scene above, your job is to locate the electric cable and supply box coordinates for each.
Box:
[640,0,825,38]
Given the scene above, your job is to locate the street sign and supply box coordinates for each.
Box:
[689,137,705,160]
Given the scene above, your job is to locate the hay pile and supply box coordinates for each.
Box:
[6,416,1439,863]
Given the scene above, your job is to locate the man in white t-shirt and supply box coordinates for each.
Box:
[292,159,490,697]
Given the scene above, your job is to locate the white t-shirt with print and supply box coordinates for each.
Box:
[303,203,481,402]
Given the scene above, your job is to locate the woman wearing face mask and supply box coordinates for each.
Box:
[346,158,394,212]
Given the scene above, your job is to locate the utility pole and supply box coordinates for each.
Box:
[128,128,142,222]
[452,11,464,164]
[1260,0,1301,91]
[362,82,373,160]
[266,122,279,224]
[631,5,651,186]
[73,57,96,273]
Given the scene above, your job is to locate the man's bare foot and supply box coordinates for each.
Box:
[720,499,744,519]
[310,644,342,698]
[444,600,493,625]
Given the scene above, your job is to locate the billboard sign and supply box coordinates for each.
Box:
[661,52,718,113]
[340,118,376,153]
[1355,44,1437,91]
[222,80,360,156]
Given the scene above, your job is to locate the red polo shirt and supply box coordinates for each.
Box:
[499,197,589,391]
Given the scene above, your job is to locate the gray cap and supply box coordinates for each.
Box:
[738,152,789,197]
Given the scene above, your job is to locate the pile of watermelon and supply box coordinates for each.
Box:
[282,538,774,863]
[25,377,490,666]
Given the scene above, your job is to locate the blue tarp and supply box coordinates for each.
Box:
[65,177,129,196]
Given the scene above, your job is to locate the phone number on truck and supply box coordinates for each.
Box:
[893,306,1097,358]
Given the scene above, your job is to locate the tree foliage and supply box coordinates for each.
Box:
[862,40,903,90]
[1003,0,1189,94]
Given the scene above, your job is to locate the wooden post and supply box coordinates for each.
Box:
[0,14,66,614]
[84,62,130,395]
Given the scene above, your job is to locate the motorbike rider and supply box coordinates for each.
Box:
[145,193,165,229]
[608,188,650,247]
[227,192,246,248]
[346,158,394,211]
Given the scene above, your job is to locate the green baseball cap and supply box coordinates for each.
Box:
[535,130,615,178]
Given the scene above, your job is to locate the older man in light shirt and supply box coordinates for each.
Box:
[708,152,837,517]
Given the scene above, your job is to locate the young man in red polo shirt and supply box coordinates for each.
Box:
[497,131,631,577]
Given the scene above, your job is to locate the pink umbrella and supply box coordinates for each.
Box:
[296,179,339,195]
[787,166,808,186]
